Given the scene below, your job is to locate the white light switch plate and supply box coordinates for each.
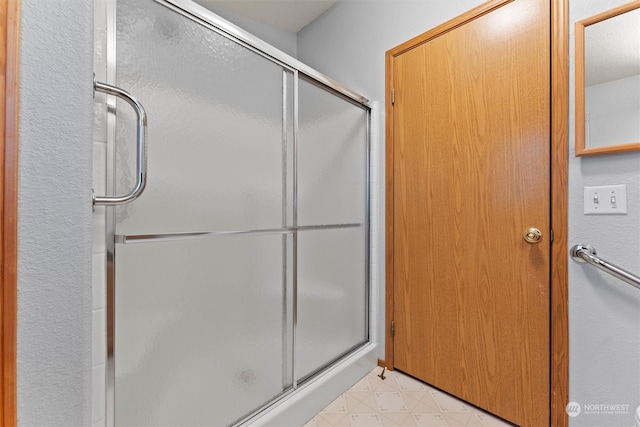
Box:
[584,185,627,215]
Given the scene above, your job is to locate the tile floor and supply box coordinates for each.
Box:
[303,367,513,427]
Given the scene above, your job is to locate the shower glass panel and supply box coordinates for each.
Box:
[105,0,370,425]
[296,79,369,380]
[115,0,292,235]
[115,235,293,426]
[298,78,368,227]
[112,0,294,425]
[296,227,368,380]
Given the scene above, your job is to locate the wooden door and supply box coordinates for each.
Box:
[387,0,550,425]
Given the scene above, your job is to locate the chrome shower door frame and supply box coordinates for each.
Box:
[103,0,372,425]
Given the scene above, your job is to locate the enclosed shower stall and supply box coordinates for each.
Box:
[94,0,375,425]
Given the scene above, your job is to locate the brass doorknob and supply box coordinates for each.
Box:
[523,228,542,244]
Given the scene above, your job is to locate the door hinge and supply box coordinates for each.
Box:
[391,88,395,105]
[390,320,395,337]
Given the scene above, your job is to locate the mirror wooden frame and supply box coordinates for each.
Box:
[575,0,640,156]
[1,0,19,423]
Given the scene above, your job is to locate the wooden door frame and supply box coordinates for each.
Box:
[384,0,569,426]
[1,0,19,424]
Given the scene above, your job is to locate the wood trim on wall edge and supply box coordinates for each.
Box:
[551,0,569,425]
[384,48,395,371]
[386,0,513,57]
[1,0,19,424]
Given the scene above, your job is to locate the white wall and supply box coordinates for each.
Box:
[18,0,94,425]
[569,1,640,425]
[296,0,489,361]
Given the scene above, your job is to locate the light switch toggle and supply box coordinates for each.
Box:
[584,185,627,215]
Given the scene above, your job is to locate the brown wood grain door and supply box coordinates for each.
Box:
[388,0,550,425]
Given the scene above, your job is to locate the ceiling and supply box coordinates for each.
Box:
[195,0,338,33]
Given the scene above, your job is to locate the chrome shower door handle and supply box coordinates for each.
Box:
[93,80,148,206]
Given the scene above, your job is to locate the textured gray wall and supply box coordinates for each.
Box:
[18,1,94,425]
[568,1,640,425]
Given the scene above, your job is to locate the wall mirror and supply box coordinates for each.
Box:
[575,1,640,156]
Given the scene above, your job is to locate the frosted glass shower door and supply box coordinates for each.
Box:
[111,0,294,425]
[114,236,293,426]
[114,0,293,235]
[296,78,369,380]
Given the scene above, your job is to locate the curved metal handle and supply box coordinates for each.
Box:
[93,80,148,206]
[571,244,640,290]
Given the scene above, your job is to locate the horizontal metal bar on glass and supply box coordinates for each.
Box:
[115,223,365,244]
[156,0,371,107]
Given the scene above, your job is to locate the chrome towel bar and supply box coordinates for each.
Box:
[571,244,640,290]
[93,80,148,206]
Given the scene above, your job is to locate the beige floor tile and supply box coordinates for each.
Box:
[401,392,426,413]
[465,413,487,427]
[374,391,409,413]
[317,412,349,426]
[408,399,441,415]
[379,411,411,425]
[395,373,429,391]
[345,393,365,411]
[429,390,472,413]
[346,390,374,404]
[350,376,373,392]
[401,390,429,405]
[355,392,380,412]
[349,400,380,415]
[412,413,450,426]
[369,375,400,392]
[381,414,404,426]
[467,412,512,426]
[303,415,319,427]
[349,413,384,427]
[321,394,348,414]
[398,415,419,426]
[333,415,353,427]
[443,410,472,425]
[312,368,514,427]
